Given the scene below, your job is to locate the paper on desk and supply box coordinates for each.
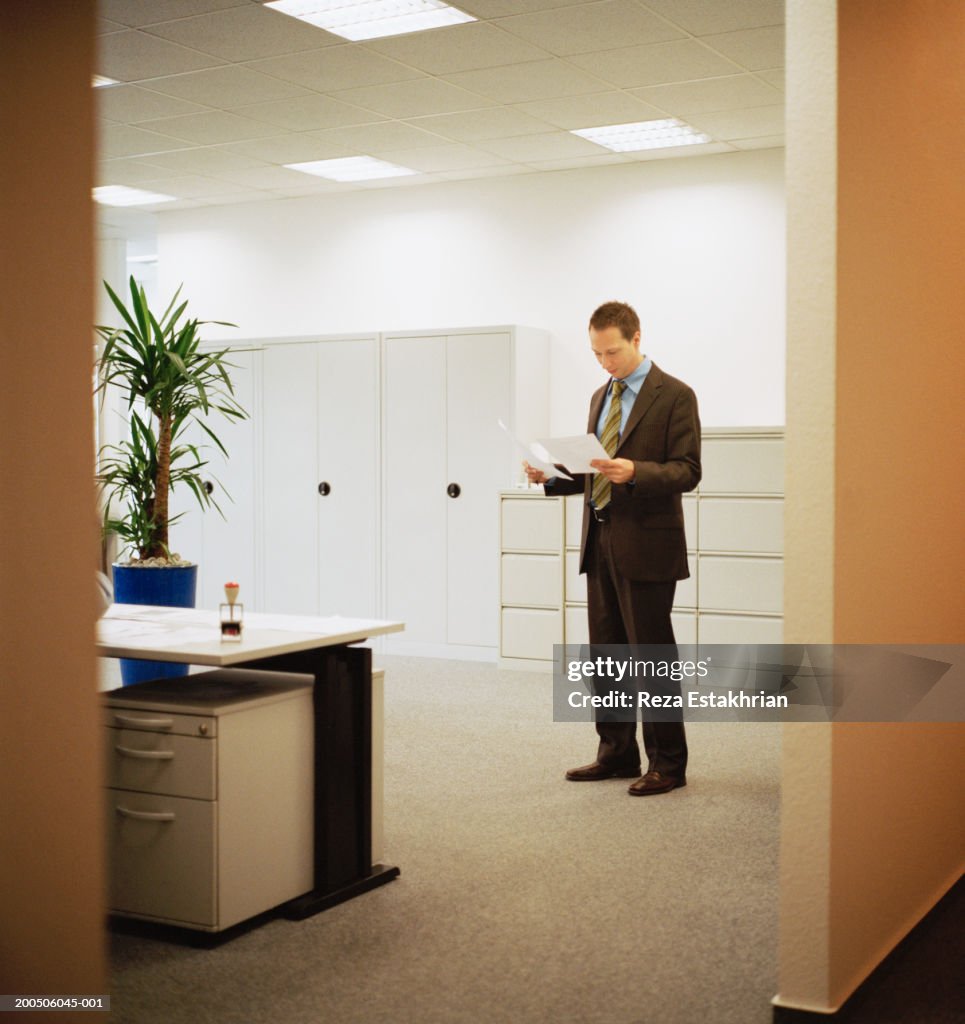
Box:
[497,419,573,480]
[535,434,609,475]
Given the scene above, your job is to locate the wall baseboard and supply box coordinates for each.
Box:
[772,873,964,1022]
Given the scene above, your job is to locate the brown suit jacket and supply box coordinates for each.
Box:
[547,362,701,582]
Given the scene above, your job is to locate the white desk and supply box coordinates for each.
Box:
[99,604,404,919]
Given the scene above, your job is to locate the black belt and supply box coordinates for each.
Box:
[591,506,610,523]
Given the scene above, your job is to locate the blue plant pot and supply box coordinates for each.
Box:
[111,563,199,686]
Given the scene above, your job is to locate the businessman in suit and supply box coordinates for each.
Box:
[525,301,701,796]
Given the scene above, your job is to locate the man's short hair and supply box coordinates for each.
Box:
[588,301,640,341]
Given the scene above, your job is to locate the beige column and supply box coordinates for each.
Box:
[779,0,965,1012]
[0,1,106,1016]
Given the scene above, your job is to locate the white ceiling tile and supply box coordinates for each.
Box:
[361,21,549,75]
[143,5,340,62]
[700,26,785,71]
[189,190,279,205]
[136,146,268,174]
[757,68,784,90]
[568,39,741,88]
[222,134,357,164]
[354,174,442,191]
[479,131,605,162]
[439,164,537,182]
[137,110,285,144]
[376,144,511,172]
[687,104,784,140]
[229,94,381,131]
[141,197,203,211]
[142,65,310,106]
[98,18,127,34]
[309,121,449,153]
[408,106,557,142]
[212,164,341,189]
[640,0,784,36]
[97,158,183,185]
[99,29,227,81]
[247,46,424,93]
[499,0,684,57]
[331,78,497,119]
[136,174,250,197]
[100,123,196,158]
[621,140,734,161]
[514,91,665,129]
[455,0,584,15]
[99,0,250,27]
[444,59,608,104]
[269,182,352,197]
[525,152,630,170]
[632,74,782,116]
[97,84,210,122]
[730,134,784,150]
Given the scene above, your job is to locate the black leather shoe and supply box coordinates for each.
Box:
[627,770,687,796]
[565,761,641,781]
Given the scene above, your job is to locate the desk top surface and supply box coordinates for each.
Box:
[98,604,404,666]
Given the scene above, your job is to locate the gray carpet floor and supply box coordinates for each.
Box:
[108,655,781,1024]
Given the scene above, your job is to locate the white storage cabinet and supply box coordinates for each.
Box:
[382,327,549,658]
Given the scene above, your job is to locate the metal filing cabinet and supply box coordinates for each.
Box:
[103,670,314,932]
[497,428,785,666]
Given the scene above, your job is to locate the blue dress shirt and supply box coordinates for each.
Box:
[595,354,653,440]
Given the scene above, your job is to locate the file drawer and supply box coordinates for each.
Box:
[106,788,216,928]
[501,553,561,607]
[105,728,215,801]
[501,607,562,659]
[501,496,562,551]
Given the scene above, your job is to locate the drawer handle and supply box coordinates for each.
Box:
[113,714,174,729]
[116,806,175,822]
[115,745,175,761]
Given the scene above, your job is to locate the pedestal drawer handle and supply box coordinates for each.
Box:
[116,807,175,822]
[112,714,174,729]
[115,746,175,760]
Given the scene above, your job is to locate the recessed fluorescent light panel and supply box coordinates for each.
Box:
[263,0,474,41]
[93,75,119,87]
[572,119,712,153]
[286,156,418,182]
[93,186,176,207]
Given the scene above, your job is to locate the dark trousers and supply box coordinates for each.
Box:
[585,519,688,779]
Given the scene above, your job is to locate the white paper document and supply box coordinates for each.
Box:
[497,419,573,480]
[535,434,610,474]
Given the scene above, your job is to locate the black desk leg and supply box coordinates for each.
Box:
[236,645,399,917]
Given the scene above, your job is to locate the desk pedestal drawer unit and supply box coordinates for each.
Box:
[104,670,314,932]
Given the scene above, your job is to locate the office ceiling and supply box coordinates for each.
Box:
[96,0,785,210]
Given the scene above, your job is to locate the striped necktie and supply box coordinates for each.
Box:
[591,379,625,509]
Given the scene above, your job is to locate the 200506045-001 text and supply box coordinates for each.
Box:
[0,996,111,1012]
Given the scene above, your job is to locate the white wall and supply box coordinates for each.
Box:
[157,148,785,430]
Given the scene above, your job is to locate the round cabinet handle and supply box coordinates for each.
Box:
[447,483,461,498]
[203,480,214,496]
[318,481,331,496]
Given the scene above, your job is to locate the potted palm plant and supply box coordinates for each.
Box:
[96,275,246,684]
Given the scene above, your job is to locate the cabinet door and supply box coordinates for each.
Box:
[445,333,512,647]
[199,349,258,610]
[315,339,379,617]
[383,337,448,645]
[167,349,257,611]
[262,344,319,614]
